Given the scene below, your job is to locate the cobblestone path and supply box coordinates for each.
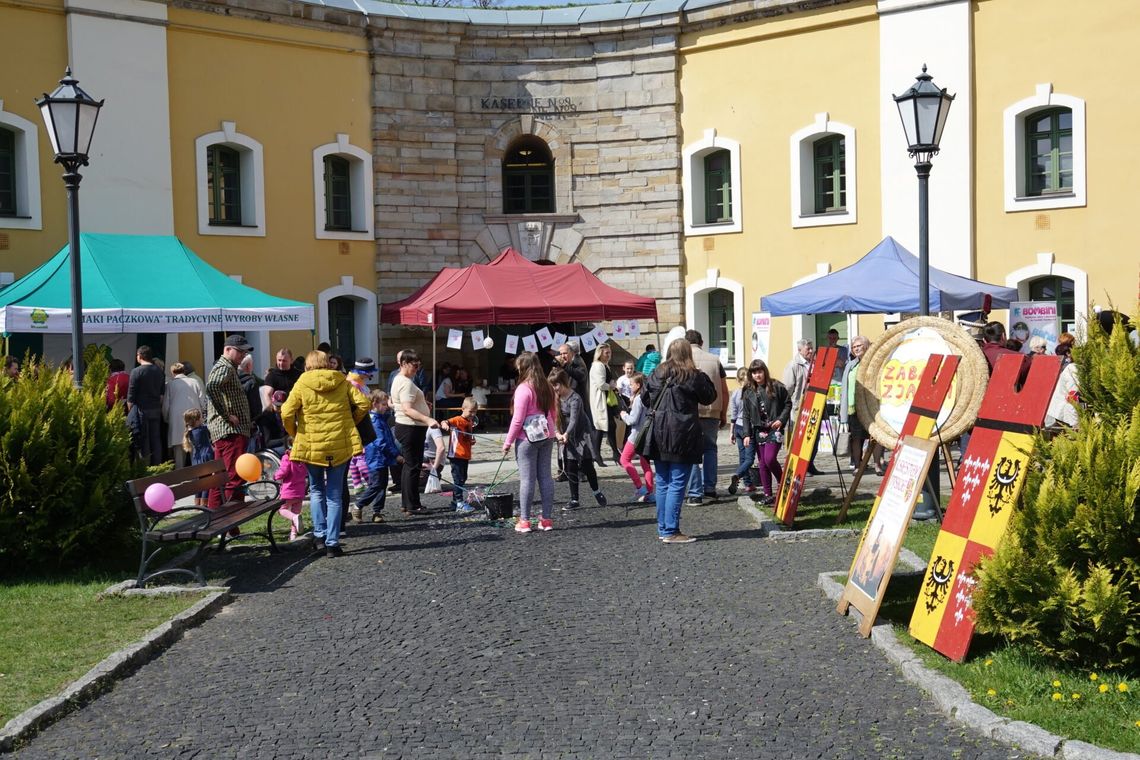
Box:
[16,462,1028,759]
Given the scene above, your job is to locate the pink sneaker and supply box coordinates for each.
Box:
[538,518,553,531]
[515,518,533,534]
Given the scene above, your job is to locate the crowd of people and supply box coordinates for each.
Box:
[4,309,1126,553]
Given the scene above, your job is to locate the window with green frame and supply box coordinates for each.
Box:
[324,155,352,231]
[0,127,15,217]
[1026,108,1073,196]
[1028,275,1075,333]
[707,288,735,360]
[206,144,242,225]
[703,150,732,223]
[813,136,846,213]
[502,137,554,214]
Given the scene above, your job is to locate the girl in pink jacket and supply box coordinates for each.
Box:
[275,450,309,541]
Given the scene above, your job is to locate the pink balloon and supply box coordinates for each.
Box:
[144,483,175,513]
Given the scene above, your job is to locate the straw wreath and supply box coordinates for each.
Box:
[855,316,989,449]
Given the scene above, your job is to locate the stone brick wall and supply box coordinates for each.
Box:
[368,14,686,355]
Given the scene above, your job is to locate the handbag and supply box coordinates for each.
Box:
[606,389,619,408]
[632,377,674,455]
[523,413,552,442]
[351,385,377,446]
[835,421,850,458]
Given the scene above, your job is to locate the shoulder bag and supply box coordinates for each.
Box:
[632,376,673,456]
[349,383,377,446]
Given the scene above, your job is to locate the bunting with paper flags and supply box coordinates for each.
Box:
[774,347,839,525]
[908,353,1062,662]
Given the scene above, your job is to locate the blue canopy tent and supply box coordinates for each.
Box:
[760,237,1018,315]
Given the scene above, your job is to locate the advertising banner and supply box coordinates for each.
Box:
[1009,301,1060,353]
[750,312,771,364]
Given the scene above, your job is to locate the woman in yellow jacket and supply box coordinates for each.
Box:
[281,350,369,557]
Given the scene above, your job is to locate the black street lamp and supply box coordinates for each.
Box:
[37,68,103,388]
[893,65,954,317]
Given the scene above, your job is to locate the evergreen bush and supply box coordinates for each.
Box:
[0,354,138,574]
[974,312,1140,670]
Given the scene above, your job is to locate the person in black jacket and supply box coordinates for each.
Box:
[741,359,792,505]
[639,338,716,543]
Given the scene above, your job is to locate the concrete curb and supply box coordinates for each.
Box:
[0,590,231,753]
[816,571,1139,760]
[735,495,859,540]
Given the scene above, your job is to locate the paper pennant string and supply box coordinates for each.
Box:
[522,334,538,353]
[446,329,463,350]
[504,334,519,354]
[612,321,626,338]
[536,327,553,347]
[628,320,641,338]
[592,325,608,344]
[580,332,597,352]
[471,330,485,350]
[552,332,567,348]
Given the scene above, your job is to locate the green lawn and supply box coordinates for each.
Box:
[0,575,207,726]
[866,575,1140,754]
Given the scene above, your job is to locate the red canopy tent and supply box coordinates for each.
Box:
[380,248,657,326]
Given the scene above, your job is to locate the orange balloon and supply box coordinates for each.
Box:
[236,452,263,482]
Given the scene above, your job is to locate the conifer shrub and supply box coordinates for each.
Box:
[0,354,137,574]
[974,313,1140,670]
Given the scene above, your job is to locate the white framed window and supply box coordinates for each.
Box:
[195,121,265,237]
[0,102,42,231]
[1003,84,1086,212]
[313,134,373,241]
[685,268,745,369]
[790,112,857,228]
[682,128,742,235]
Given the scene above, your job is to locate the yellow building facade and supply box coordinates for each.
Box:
[679,0,1140,378]
[2,0,1137,378]
[1,0,376,372]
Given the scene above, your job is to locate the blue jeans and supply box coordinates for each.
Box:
[655,460,690,537]
[687,418,720,498]
[307,461,347,547]
[733,424,755,485]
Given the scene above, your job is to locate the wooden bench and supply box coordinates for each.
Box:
[127,460,283,588]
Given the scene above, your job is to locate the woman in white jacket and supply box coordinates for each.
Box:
[588,344,619,465]
[163,362,207,467]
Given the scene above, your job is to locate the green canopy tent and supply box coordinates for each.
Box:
[0,233,313,335]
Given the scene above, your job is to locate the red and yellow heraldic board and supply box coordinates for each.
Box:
[909,353,1062,661]
[775,347,838,526]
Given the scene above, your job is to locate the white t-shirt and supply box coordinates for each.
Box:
[392,373,430,426]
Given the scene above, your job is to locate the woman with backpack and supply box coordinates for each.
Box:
[638,339,716,544]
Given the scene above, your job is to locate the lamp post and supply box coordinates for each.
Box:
[893,65,954,316]
[36,68,103,388]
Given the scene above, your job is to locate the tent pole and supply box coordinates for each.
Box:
[432,324,438,421]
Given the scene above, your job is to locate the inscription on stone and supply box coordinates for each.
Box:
[480,96,578,115]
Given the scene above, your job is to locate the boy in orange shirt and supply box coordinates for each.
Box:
[442,396,478,513]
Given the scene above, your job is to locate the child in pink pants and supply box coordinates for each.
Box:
[618,373,655,502]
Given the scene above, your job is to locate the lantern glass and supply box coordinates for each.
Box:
[37,70,102,163]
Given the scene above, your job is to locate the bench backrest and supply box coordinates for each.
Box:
[127,461,228,514]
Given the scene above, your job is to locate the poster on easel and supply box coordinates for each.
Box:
[908,353,1061,662]
[774,346,839,526]
[837,435,939,636]
[1009,301,1059,354]
[750,312,771,364]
